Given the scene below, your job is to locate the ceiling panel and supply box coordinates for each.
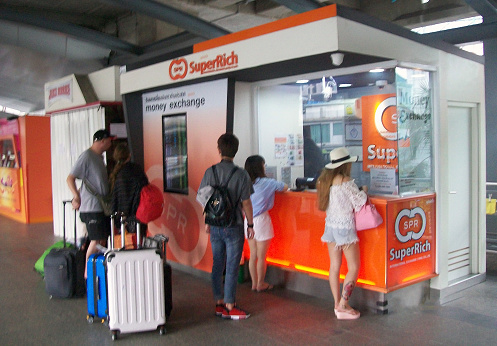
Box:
[0,0,492,116]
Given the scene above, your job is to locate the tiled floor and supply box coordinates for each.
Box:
[1,214,497,345]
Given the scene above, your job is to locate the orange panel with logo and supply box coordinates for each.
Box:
[385,195,437,289]
[360,94,398,172]
[267,192,436,293]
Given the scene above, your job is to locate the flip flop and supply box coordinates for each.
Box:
[335,308,360,320]
[256,284,274,292]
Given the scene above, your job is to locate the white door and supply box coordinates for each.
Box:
[447,104,474,281]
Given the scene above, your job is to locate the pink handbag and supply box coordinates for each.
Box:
[354,198,383,231]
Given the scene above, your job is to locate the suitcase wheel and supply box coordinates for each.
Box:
[111,330,118,341]
[159,325,166,335]
[87,315,94,324]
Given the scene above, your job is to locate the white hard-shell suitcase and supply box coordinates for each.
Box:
[106,215,166,340]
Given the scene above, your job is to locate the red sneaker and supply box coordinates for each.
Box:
[222,305,250,320]
[215,304,225,316]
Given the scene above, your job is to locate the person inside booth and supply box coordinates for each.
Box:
[303,126,325,180]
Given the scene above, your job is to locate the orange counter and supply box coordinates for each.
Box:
[266,191,437,293]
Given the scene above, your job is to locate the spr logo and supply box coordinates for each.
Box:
[394,207,426,243]
[374,96,397,141]
[169,58,188,80]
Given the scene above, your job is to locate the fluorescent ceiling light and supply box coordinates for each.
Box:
[369,68,384,73]
[421,0,429,4]
[0,105,26,116]
[296,80,309,84]
[412,16,482,34]
[339,84,352,88]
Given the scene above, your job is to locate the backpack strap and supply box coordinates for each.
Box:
[211,165,238,187]
[224,167,238,187]
[211,165,220,186]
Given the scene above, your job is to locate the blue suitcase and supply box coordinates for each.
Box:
[87,253,108,323]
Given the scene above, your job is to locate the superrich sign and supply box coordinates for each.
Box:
[361,94,398,171]
[169,51,239,81]
[387,195,436,286]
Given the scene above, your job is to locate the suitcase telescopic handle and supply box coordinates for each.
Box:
[110,213,115,250]
[116,213,141,250]
[62,200,75,248]
[120,214,126,249]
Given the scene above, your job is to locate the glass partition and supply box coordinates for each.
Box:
[396,67,434,195]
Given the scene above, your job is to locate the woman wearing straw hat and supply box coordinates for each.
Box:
[316,147,368,320]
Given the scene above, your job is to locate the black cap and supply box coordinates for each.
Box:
[93,129,116,142]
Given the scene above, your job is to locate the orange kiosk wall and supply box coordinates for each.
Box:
[267,192,436,293]
[0,116,52,223]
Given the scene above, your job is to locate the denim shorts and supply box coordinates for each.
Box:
[321,225,359,247]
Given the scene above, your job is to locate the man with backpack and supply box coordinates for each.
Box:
[198,133,255,320]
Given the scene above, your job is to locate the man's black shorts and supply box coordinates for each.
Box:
[80,212,111,241]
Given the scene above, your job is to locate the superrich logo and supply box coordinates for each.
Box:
[367,96,398,164]
[168,51,239,81]
[375,96,397,141]
[394,207,425,243]
[169,58,188,80]
[362,94,399,170]
[390,207,431,262]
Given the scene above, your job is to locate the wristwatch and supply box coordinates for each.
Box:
[247,224,254,228]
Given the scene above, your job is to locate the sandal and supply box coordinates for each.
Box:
[335,308,360,320]
[256,283,274,292]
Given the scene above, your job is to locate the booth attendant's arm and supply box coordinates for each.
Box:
[66,174,81,210]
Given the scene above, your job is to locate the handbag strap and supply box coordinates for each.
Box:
[83,178,104,198]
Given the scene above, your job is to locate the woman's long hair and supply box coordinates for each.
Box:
[109,142,130,190]
[244,155,266,183]
[316,163,351,211]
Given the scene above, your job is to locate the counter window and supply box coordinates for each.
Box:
[162,113,188,194]
[256,65,434,195]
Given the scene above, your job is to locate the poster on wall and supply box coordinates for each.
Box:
[287,134,296,165]
[0,167,21,211]
[141,79,229,273]
[360,94,398,172]
[274,135,287,159]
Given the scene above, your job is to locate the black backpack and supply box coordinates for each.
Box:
[204,165,238,227]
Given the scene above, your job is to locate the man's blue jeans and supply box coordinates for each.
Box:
[209,224,244,304]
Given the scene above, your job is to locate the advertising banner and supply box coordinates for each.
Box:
[361,94,398,172]
[387,194,436,287]
[141,79,229,272]
[0,168,21,211]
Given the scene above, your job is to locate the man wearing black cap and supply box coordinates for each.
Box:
[67,129,115,278]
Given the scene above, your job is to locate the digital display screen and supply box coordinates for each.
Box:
[162,113,188,194]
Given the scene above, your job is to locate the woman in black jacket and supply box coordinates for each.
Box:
[109,143,149,239]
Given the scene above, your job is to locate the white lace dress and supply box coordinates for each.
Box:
[321,180,368,246]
